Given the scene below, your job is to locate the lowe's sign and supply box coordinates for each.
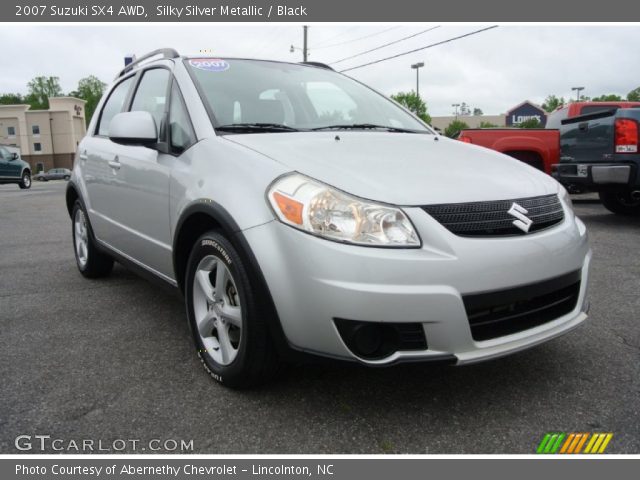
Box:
[506,101,547,127]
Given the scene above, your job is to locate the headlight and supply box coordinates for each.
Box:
[267,173,420,247]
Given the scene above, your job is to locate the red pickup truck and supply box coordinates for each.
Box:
[458,128,559,174]
[457,101,640,175]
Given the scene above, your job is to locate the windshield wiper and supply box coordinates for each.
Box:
[216,123,300,133]
[311,123,420,133]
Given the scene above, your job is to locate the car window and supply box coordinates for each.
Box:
[130,68,171,140]
[0,146,8,159]
[305,81,358,123]
[546,107,568,129]
[186,59,430,132]
[97,76,134,136]
[580,105,619,115]
[168,83,196,154]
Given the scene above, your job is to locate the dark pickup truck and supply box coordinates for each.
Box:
[554,105,640,215]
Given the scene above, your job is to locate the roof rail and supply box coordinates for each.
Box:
[300,61,334,71]
[115,48,180,79]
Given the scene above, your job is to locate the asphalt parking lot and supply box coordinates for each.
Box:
[0,181,638,454]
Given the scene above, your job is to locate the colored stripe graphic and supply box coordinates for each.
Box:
[538,433,613,454]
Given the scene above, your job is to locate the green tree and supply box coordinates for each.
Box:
[479,121,498,128]
[542,95,565,113]
[591,94,623,102]
[518,118,542,129]
[0,93,24,105]
[26,76,63,110]
[473,108,484,116]
[627,87,640,101]
[444,119,469,138]
[70,75,107,126]
[391,91,431,124]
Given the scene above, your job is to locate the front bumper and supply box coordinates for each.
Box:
[243,201,591,366]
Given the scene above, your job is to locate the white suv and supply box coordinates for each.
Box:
[66,49,591,388]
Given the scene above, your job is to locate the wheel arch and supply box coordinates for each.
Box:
[65,181,80,217]
[173,200,292,357]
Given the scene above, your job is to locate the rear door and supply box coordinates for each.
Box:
[81,74,136,246]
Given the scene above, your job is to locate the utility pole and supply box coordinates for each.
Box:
[303,25,308,62]
[290,26,309,61]
[452,103,461,119]
[572,86,585,102]
[411,62,425,99]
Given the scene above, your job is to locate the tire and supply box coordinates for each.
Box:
[185,231,279,388]
[71,200,114,278]
[599,190,640,216]
[18,171,31,189]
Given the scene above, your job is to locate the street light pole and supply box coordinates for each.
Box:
[411,62,425,99]
[572,86,585,102]
[452,103,461,119]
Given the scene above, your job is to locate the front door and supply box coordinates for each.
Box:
[106,67,175,279]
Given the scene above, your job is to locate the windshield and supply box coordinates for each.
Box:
[185,58,431,133]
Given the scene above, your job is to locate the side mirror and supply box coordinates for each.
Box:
[10,152,18,160]
[108,111,158,147]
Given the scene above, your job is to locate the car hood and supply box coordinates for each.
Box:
[224,131,559,205]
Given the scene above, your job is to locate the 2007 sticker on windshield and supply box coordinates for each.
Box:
[189,59,230,72]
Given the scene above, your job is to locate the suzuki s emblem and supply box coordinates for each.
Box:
[508,202,533,233]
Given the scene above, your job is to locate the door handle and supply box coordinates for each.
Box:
[578,122,589,131]
[108,157,121,170]
[79,151,88,162]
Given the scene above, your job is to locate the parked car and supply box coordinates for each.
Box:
[458,128,560,174]
[66,49,591,388]
[34,168,72,181]
[552,103,640,215]
[0,145,31,189]
[458,101,640,179]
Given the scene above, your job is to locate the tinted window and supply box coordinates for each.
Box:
[580,105,618,116]
[130,68,171,139]
[98,76,134,136]
[168,83,196,153]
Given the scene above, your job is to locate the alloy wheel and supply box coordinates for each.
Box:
[74,209,89,268]
[192,255,243,365]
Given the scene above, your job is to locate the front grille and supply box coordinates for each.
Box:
[422,194,564,237]
[463,270,581,341]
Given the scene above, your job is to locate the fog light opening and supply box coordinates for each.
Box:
[334,319,427,361]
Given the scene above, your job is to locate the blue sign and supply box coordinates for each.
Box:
[506,101,547,127]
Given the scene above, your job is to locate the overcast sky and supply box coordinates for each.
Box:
[1,24,639,116]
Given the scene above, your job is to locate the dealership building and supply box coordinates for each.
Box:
[430,100,547,131]
[0,97,86,172]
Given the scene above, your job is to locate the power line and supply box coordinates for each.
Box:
[330,26,441,65]
[312,27,360,48]
[339,25,499,73]
[313,26,401,50]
